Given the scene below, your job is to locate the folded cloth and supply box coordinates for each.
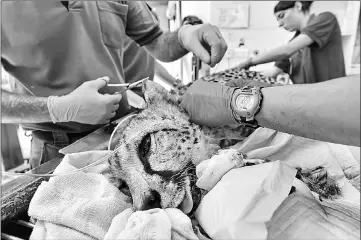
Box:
[28,151,131,240]
[29,150,199,240]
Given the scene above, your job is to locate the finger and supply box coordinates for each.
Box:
[181,25,211,65]
[100,119,111,125]
[225,79,245,88]
[235,62,246,70]
[203,27,227,67]
[243,80,272,88]
[105,92,123,104]
[202,31,219,67]
[103,111,117,124]
[112,104,119,112]
[191,40,211,65]
[87,76,110,89]
[213,28,228,65]
[108,112,117,120]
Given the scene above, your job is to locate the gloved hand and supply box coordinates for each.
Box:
[235,58,253,70]
[179,80,237,127]
[178,23,228,67]
[179,79,277,127]
[47,76,122,124]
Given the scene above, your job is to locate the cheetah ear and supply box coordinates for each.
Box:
[142,80,170,105]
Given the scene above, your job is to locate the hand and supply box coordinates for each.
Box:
[179,79,237,127]
[179,78,278,127]
[226,78,277,88]
[178,23,228,67]
[47,76,123,124]
[235,58,253,70]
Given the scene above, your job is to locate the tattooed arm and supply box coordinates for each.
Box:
[144,30,188,62]
[2,77,124,125]
[1,89,52,123]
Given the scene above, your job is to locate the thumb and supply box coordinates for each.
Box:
[190,40,211,65]
[86,76,110,90]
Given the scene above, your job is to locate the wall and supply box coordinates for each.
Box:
[181,1,293,56]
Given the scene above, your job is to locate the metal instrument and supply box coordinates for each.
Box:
[107,77,149,93]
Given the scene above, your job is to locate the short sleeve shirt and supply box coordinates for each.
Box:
[275,12,346,84]
[123,38,155,97]
[123,3,159,96]
[1,1,162,132]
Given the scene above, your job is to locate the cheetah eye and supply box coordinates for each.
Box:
[139,134,151,164]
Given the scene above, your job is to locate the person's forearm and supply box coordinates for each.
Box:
[261,66,284,78]
[144,31,188,62]
[1,90,52,123]
[154,61,177,86]
[251,46,290,66]
[256,75,360,146]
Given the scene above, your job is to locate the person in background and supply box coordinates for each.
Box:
[1,1,227,168]
[237,1,346,84]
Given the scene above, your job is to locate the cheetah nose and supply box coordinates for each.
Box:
[140,190,162,210]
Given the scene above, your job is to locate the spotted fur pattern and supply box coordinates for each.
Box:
[108,67,340,219]
[170,67,282,148]
[108,81,221,211]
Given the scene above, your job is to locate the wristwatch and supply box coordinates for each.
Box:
[230,86,263,125]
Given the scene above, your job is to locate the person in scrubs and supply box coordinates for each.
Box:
[237,1,346,84]
[1,1,227,168]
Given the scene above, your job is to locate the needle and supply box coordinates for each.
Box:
[107,83,129,87]
[107,77,149,88]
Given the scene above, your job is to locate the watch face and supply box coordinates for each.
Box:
[235,95,254,110]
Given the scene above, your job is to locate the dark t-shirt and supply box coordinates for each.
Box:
[275,12,346,84]
[1,1,162,133]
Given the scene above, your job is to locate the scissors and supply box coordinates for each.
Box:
[107,77,149,93]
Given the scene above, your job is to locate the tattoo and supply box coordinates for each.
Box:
[144,30,188,62]
[1,90,52,123]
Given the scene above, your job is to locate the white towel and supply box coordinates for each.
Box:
[28,152,131,239]
[105,208,198,240]
[28,150,198,240]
